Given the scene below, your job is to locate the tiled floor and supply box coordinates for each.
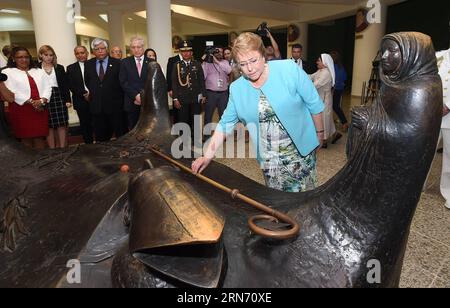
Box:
[213,94,450,288]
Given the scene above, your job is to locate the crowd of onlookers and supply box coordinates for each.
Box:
[0,28,352,194]
[0,29,349,152]
[0,38,161,149]
[0,26,352,196]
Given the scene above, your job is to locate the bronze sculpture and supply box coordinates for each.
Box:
[0,32,442,288]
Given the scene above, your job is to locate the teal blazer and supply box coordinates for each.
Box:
[217,60,325,161]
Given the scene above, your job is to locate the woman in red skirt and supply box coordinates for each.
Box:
[0,47,51,149]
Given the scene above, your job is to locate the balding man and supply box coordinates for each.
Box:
[110,46,123,60]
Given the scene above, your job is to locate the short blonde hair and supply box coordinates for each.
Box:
[38,45,58,66]
[232,32,266,63]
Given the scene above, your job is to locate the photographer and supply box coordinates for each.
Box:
[202,46,232,127]
[257,22,281,61]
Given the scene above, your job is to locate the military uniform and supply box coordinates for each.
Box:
[437,49,450,208]
[171,41,206,129]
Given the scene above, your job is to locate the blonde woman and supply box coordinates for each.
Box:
[192,33,325,193]
[38,45,72,148]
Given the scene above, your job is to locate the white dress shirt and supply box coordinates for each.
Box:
[78,61,88,91]
[3,68,52,105]
[292,58,303,69]
[134,56,144,67]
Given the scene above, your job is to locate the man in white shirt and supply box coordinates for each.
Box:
[291,44,313,74]
[67,46,94,144]
[438,48,450,209]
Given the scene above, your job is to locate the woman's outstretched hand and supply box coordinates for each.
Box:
[192,157,212,174]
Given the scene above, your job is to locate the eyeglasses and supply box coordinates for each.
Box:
[239,57,261,68]
[94,47,107,51]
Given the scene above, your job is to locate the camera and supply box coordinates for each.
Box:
[256,22,270,37]
[205,46,219,64]
[0,72,7,82]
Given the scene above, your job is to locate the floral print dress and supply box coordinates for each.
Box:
[258,90,317,192]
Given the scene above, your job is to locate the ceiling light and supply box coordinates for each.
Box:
[99,14,108,22]
[134,11,146,19]
[74,16,87,20]
[0,9,20,14]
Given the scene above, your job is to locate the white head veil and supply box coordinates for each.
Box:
[321,53,336,87]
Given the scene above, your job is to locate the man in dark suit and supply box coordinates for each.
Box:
[291,44,315,74]
[119,37,149,130]
[84,38,125,142]
[166,51,182,97]
[167,50,182,124]
[67,46,94,144]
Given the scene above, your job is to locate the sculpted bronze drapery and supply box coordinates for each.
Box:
[0,32,442,288]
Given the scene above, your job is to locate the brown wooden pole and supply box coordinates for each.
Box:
[149,146,300,240]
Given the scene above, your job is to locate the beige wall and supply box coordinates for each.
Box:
[0,32,11,50]
[75,20,109,40]
[0,13,34,32]
[124,21,148,50]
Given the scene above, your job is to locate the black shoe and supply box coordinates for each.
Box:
[331,133,343,144]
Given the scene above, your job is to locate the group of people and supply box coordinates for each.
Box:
[0,31,352,195]
[167,40,234,138]
[2,30,449,212]
[0,45,70,149]
[0,37,159,149]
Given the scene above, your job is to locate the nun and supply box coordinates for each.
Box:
[310,54,338,148]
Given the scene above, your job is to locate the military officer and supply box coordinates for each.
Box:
[171,40,206,135]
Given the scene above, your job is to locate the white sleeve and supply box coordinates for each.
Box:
[4,69,29,105]
[3,69,15,92]
[312,70,330,90]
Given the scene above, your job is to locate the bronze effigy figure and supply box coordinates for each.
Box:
[0,32,442,288]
